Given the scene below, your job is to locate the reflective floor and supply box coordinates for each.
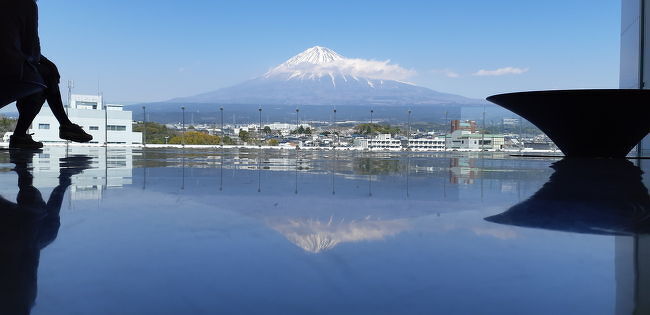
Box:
[0,147,648,315]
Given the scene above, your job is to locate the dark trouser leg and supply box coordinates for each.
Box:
[45,84,72,126]
[14,92,45,136]
[38,58,72,126]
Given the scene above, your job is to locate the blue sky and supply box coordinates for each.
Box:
[37,0,621,103]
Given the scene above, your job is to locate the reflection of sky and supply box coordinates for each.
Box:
[2,149,642,314]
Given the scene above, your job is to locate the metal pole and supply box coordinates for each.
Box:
[482,104,486,151]
[181,106,185,146]
[296,108,300,132]
[220,107,224,144]
[142,106,146,147]
[259,106,262,146]
[370,109,373,124]
[103,93,107,146]
[407,109,412,150]
[333,108,337,148]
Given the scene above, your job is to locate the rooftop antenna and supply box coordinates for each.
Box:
[66,80,74,113]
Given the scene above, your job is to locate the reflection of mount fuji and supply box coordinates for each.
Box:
[269,217,408,253]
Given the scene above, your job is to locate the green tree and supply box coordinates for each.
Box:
[354,123,401,135]
[239,129,251,143]
[267,139,279,146]
[169,131,221,145]
[222,136,235,145]
[0,116,17,133]
[133,121,180,144]
[263,126,272,134]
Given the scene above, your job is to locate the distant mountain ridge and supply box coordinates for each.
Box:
[167,46,483,106]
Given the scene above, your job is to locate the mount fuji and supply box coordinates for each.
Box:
[167,46,481,106]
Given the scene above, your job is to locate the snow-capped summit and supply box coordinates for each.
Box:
[265,46,349,81]
[168,46,481,106]
[282,46,344,66]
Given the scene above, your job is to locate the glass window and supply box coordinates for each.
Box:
[107,125,127,131]
[90,126,99,130]
[38,124,50,129]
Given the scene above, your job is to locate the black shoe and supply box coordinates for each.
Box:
[9,133,43,150]
[60,123,93,143]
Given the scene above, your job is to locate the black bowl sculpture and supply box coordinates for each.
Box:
[487,89,650,158]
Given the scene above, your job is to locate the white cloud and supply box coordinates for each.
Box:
[473,67,529,76]
[269,58,416,81]
[432,69,461,78]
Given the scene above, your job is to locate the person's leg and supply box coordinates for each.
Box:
[38,58,72,126]
[37,57,92,142]
[14,91,45,136]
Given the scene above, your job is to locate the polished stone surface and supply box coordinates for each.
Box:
[0,147,648,315]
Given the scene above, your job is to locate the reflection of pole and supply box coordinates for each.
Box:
[294,153,299,195]
[181,106,186,147]
[143,146,147,190]
[181,150,185,190]
[406,153,410,198]
[257,148,262,192]
[331,150,337,195]
[219,147,224,191]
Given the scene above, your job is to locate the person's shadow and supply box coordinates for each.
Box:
[0,150,92,315]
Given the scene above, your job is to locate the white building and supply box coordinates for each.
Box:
[353,134,402,150]
[354,134,446,151]
[407,137,446,150]
[445,130,505,151]
[29,94,142,145]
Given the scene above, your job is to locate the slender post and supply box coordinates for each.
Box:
[220,107,224,144]
[481,104,486,151]
[295,108,300,132]
[333,108,337,148]
[142,106,146,147]
[181,106,186,146]
[258,106,262,146]
[103,93,107,146]
[407,109,412,150]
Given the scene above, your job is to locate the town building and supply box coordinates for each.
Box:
[450,120,478,133]
[445,130,505,151]
[407,137,446,150]
[29,94,142,145]
[353,134,402,150]
[353,134,446,150]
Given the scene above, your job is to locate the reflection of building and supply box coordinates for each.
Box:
[616,235,650,314]
[449,157,479,185]
[31,146,134,200]
[29,94,142,145]
[620,0,650,157]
